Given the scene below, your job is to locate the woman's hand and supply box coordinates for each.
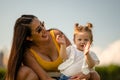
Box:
[69,72,90,80]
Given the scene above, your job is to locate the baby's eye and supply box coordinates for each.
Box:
[84,39,89,41]
[78,39,81,41]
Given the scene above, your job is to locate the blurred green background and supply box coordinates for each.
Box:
[1,64,120,80]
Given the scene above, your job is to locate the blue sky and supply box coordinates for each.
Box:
[0,0,120,65]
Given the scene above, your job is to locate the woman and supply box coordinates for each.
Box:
[6,14,91,80]
[5,14,71,80]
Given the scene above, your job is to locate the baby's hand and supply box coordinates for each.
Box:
[84,42,90,55]
[56,35,66,45]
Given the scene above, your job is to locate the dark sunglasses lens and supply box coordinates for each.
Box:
[36,26,42,33]
[38,27,42,33]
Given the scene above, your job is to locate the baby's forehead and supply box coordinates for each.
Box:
[76,32,90,35]
[75,32,91,38]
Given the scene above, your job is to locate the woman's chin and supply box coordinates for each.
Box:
[43,35,50,41]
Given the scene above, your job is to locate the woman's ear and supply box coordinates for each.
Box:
[26,36,33,41]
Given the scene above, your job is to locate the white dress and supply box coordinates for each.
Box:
[58,45,100,76]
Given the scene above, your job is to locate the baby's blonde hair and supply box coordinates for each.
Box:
[74,22,93,43]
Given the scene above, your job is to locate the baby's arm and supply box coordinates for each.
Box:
[56,35,68,61]
[84,42,96,68]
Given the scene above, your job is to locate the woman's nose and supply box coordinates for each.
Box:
[41,28,46,33]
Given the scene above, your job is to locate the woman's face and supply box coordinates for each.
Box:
[30,18,49,43]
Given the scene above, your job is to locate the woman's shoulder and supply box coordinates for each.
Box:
[24,48,32,55]
[23,48,35,61]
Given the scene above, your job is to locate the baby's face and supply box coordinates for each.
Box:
[74,32,91,51]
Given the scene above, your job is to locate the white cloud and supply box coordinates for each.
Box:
[91,40,120,66]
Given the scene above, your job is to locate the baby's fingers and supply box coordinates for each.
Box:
[85,42,90,50]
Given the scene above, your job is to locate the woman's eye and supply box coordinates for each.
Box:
[36,26,42,33]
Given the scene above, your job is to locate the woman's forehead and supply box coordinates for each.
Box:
[31,18,40,29]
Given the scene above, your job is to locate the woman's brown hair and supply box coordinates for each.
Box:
[6,15,37,80]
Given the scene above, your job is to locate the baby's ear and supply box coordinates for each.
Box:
[26,36,33,41]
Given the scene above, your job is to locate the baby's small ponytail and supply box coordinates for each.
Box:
[86,23,93,30]
[75,23,79,27]
[74,23,83,34]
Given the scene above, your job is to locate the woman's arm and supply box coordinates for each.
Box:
[23,50,55,80]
